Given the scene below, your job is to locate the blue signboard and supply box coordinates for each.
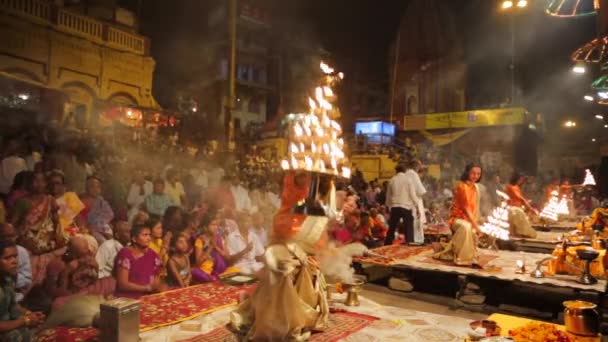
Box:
[355,121,395,136]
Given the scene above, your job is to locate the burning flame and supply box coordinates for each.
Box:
[281,160,290,170]
[320,61,334,74]
[282,61,350,178]
[479,193,511,240]
[583,169,596,186]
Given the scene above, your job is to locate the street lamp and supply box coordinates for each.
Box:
[564,120,577,127]
[501,0,528,105]
[596,114,604,119]
[573,61,586,74]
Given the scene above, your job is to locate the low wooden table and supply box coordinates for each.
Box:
[468,313,601,342]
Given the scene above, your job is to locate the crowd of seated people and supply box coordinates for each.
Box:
[0,132,283,340]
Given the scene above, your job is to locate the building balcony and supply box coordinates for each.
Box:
[0,0,149,55]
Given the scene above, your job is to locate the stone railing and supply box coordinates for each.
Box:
[57,9,104,43]
[0,0,148,55]
[107,26,145,55]
[0,0,49,23]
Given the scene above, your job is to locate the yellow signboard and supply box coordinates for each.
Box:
[403,107,526,131]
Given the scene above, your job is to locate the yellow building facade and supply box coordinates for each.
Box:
[0,0,158,126]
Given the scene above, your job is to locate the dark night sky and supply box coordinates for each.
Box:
[129,0,597,119]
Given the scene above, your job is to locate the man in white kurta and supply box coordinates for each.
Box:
[230,176,253,213]
[226,227,264,274]
[405,161,427,243]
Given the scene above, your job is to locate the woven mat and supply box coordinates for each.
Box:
[354,245,433,266]
[420,253,499,270]
[178,310,379,342]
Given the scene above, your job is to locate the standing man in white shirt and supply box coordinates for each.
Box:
[406,160,427,244]
[230,175,252,213]
[385,162,425,245]
[0,139,27,195]
[126,169,153,221]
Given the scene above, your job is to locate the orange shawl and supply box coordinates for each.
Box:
[449,181,477,226]
[272,172,311,241]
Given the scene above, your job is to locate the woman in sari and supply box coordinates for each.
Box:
[434,164,482,267]
[505,172,538,238]
[49,171,85,236]
[5,171,32,211]
[79,176,114,244]
[11,171,67,288]
[114,223,164,299]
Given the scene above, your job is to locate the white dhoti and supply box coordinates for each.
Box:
[413,199,426,244]
[508,207,537,238]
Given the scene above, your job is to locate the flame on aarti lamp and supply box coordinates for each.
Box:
[583,169,596,186]
[281,160,290,170]
[540,191,560,222]
[309,98,317,110]
[479,190,511,240]
[282,61,350,178]
[320,62,334,74]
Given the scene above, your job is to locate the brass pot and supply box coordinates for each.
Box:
[563,300,599,337]
[343,276,366,307]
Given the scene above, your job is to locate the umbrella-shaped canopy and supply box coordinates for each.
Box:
[572,36,608,63]
[546,0,597,17]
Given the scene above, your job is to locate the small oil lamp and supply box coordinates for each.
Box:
[515,259,526,274]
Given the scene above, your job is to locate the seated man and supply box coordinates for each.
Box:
[0,223,31,302]
[226,214,264,275]
[96,219,130,278]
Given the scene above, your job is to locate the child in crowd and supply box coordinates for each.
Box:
[192,216,237,283]
[148,219,166,258]
[166,233,191,288]
[0,240,45,341]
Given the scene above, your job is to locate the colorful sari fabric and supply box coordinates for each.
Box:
[56,192,85,236]
[15,195,66,255]
[191,234,236,283]
[114,248,161,299]
[6,189,28,210]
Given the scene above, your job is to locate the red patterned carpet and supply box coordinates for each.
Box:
[35,282,255,342]
[353,245,433,266]
[35,327,99,342]
[140,281,254,331]
[179,310,379,342]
